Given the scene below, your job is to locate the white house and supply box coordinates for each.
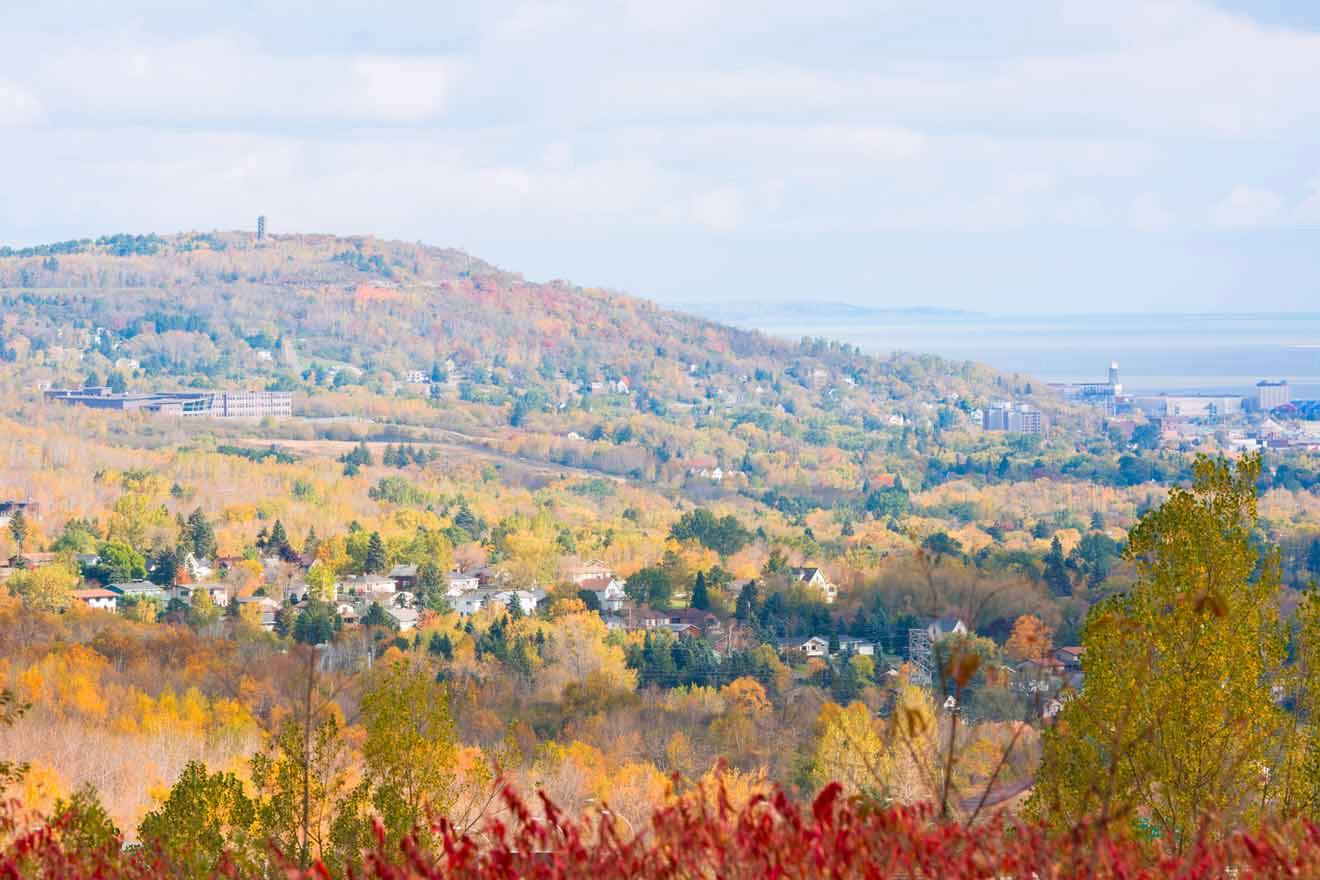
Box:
[492,588,545,616]
[340,573,397,597]
[835,637,876,656]
[452,591,487,615]
[926,615,969,641]
[71,588,118,612]
[447,570,480,596]
[182,552,213,582]
[578,575,627,612]
[792,567,838,604]
[776,635,830,658]
[386,606,420,632]
[454,587,545,617]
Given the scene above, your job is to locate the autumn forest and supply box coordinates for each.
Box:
[2,232,1320,876]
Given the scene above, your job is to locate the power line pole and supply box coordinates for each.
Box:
[908,626,933,689]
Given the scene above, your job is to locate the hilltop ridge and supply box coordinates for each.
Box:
[0,229,1067,499]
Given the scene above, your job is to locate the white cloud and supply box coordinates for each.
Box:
[688,187,743,233]
[1297,177,1320,223]
[1209,184,1285,229]
[0,81,41,126]
[3,0,1320,309]
[32,40,460,125]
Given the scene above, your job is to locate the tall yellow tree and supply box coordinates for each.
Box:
[359,660,459,846]
[1031,454,1286,844]
[8,563,79,612]
[811,701,889,797]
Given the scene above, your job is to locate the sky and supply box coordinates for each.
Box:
[2,1,1319,313]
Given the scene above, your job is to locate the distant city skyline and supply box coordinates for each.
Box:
[3,1,1320,312]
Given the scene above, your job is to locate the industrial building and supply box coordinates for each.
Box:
[45,387,292,419]
[1049,361,1122,416]
[1256,380,1291,412]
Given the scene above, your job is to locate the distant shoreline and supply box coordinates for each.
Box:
[689,307,1320,400]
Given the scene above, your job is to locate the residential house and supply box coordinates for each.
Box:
[578,574,627,612]
[446,570,480,596]
[449,587,543,617]
[666,622,703,639]
[339,573,397,598]
[108,579,165,598]
[1054,646,1084,672]
[1052,646,1085,690]
[71,588,118,612]
[635,607,673,630]
[182,552,213,582]
[835,637,876,656]
[631,607,722,638]
[569,560,613,585]
[386,606,420,632]
[466,566,508,588]
[792,567,839,604]
[925,615,969,641]
[236,595,282,631]
[388,564,419,590]
[492,588,546,616]
[775,635,830,658]
[169,583,231,606]
[452,591,487,616]
[8,552,59,570]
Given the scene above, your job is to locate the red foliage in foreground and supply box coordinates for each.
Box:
[9,785,1320,879]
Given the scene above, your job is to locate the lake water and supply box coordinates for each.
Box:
[737,312,1320,400]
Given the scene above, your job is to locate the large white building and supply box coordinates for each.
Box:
[1257,380,1291,412]
[1133,395,1242,419]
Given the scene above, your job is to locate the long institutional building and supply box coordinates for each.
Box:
[45,387,292,419]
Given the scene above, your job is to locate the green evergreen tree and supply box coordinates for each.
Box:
[268,519,291,557]
[734,581,758,621]
[1044,536,1072,597]
[361,601,397,630]
[364,531,387,573]
[506,592,525,619]
[691,570,710,610]
[292,601,338,644]
[186,508,216,560]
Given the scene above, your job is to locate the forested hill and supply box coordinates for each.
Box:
[0,230,1071,495]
